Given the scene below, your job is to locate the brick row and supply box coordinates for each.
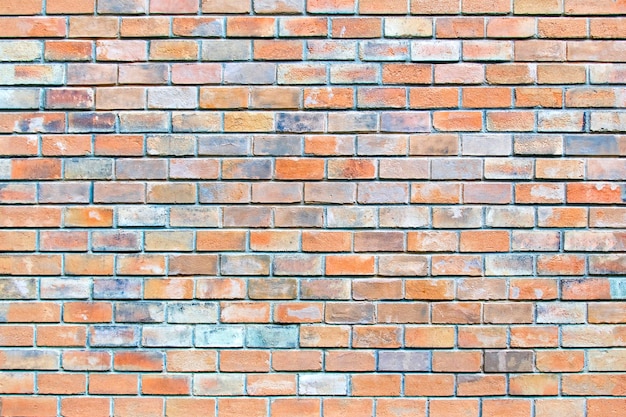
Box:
[1,134,625,156]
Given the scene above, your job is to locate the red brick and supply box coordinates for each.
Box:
[0,397,58,417]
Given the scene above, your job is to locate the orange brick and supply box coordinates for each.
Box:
[275,158,325,179]
[536,350,585,372]
[275,302,324,323]
[509,374,559,395]
[220,350,270,372]
[0,0,42,14]
[487,111,535,131]
[227,17,276,37]
[463,87,512,108]
[254,40,303,60]
[0,397,58,417]
[410,88,459,109]
[430,399,479,417]
[437,17,484,38]
[166,399,216,417]
[114,398,163,417]
[325,350,375,372]
[37,325,86,347]
[457,375,506,396]
[434,111,482,131]
[39,373,86,395]
[271,399,320,417]
[324,399,373,416]
[90,374,138,395]
[142,375,190,395]
[247,374,297,396]
[360,0,407,13]
[352,374,401,396]
[332,18,381,38]
[326,255,375,275]
[405,326,455,348]
[482,399,531,417]
[272,350,322,371]
[460,231,510,252]
[304,87,354,109]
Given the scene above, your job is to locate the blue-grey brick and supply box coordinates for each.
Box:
[90,325,139,347]
[91,230,142,252]
[221,254,271,276]
[168,302,218,324]
[93,279,142,300]
[147,134,195,156]
[381,111,430,133]
[142,325,192,347]
[0,278,37,300]
[327,207,377,228]
[68,112,116,133]
[116,159,167,180]
[222,158,272,179]
[170,207,220,228]
[115,302,164,323]
[590,254,626,275]
[119,111,169,133]
[0,350,59,370]
[298,374,348,395]
[118,206,168,227]
[178,18,223,37]
[433,203,480,227]
[274,207,324,228]
[202,40,251,61]
[254,0,304,13]
[194,374,245,396]
[199,183,250,204]
[537,302,586,324]
[379,206,430,228]
[198,135,250,155]
[463,134,513,156]
[328,112,378,133]
[64,158,113,180]
[148,87,198,109]
[378,351,430,372]
[40,278,91,299]
[610,278,626,299]
[276,112,326,133]
[273,254,323,276]
[484,350,533,373]
[486,207,535,228]
[224,63,276,84]
[0,161,11,180]
[39,182,91,204]
[246,325,299,348]
[97,0,147,14]
[565,135,622,155]
[485,255,534,276]
[195,325,244,347]
[357,135,405,156]
[0,88,40,109]
[431,158,483,180]
[253,135,303,155]
[361,40,410,61]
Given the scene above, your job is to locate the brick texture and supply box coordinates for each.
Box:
[1,1,626,416]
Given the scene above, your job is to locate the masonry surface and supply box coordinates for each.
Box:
[0,0,625,416]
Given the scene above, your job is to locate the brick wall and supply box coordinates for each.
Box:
[1,0,626,416]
